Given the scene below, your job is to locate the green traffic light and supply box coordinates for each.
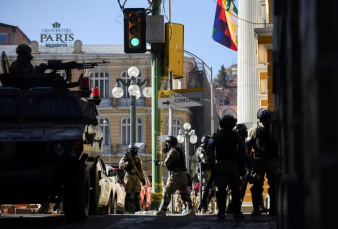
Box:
[130,37,140,47]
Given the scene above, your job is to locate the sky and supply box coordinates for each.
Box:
[0,0,238,75]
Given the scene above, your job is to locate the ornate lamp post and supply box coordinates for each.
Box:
[176,123,198,174]
[112,66,152,146]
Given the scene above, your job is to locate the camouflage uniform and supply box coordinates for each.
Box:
[155,136,195,216]
[195,140,216,213]
[119,146,145,213]
[247,120,278,216]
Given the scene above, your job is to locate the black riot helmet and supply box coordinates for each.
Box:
[201,135,211,144]
[257,109,271,121]
[165,136,178,148]
[16,44,33,60]
[235,123,248,139]
[128,144,139,155]
[219,114,237,129]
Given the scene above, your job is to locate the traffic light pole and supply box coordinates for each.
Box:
[150,0,163,210]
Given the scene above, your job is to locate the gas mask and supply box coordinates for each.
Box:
[163,142,171,153]
[131,148,138,156]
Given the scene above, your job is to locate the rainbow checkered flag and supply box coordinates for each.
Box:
[212,0,238,51]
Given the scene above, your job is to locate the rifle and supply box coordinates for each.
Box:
[125,151,143,181]
[47,60,110,82]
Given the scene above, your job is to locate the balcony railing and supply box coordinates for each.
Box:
[117,144,146,155]
[97,98,113,107]
[102,145,113,156]
[116,97,146,107]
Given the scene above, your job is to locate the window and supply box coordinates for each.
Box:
[99,118,110,146]
[90,72,110,98]
[173,119,181,137]
[121,118,143,144]
[0,33,8,43]
[121,72,142,98]
[219,100,223,104]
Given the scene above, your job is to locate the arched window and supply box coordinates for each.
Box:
[121,118,143,144]
[120,71,142,98]
[90,72,110,98]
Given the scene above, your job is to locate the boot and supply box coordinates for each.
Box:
[217,212,225,219]
[251,209,261,216]
[155,210,167,216]
[216,191,226,219]
[182,204,196,216]
[234,212,245,220]
[226,201,234,214]
[134,193,141,212]
[124,193,132,214]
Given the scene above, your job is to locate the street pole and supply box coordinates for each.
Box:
[210,67,214,134]
[168,0,174,214]
[150,0,163,210]
[130,77,137,146]
[184,134,189,175]
[168,70,174,214]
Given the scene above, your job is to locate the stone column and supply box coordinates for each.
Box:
[237,0,264,129]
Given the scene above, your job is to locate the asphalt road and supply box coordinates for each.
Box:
[0,214,276,229]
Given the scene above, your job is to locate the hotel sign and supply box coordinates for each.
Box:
[40,22,75,48]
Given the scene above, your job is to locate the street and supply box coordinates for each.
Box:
[0,214,276,229]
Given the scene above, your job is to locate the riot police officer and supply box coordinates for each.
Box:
[154,136,195,216]
[119,144,146,214]
[226,123,248,214]
[207,115,246,220]
[196,134,216,213]
[247,109,278,216]
[9,44,36,75]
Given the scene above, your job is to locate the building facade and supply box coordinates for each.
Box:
[0,41,200,178]
[0,23,31,45]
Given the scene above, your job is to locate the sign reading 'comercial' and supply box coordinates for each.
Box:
[40,22,75,48]
[158,88,204,109]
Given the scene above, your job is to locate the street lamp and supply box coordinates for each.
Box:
[177,122,198,173]
[111,66,152,146]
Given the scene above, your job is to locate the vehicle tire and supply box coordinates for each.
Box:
[64,164,90,223]
[89,162,100,215]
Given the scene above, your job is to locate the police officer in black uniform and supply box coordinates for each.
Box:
[247,109,278,216]
[207,115,247,220]
[226,123,248,214]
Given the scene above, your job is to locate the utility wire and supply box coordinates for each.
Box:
[211,0,272,25]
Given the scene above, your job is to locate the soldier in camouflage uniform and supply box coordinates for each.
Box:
[207,115,247,220]
[9,44,36,75]
[119,144,146,214]
[196,134,216,213]
[154,136,195,216]
[247,109,279,216]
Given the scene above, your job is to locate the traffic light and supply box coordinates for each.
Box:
[124,8,146,53]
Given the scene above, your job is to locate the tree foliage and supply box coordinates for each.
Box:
[216,65,236,89]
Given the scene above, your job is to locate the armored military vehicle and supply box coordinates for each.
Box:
[0,51,107,222]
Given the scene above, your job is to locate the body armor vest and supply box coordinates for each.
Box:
[124,152,142,174]
[254,126,278,158]
[167,147,186,172]
[214,130,239,161]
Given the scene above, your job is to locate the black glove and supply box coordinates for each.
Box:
[153,159,160,166]
[141,178,146,186]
